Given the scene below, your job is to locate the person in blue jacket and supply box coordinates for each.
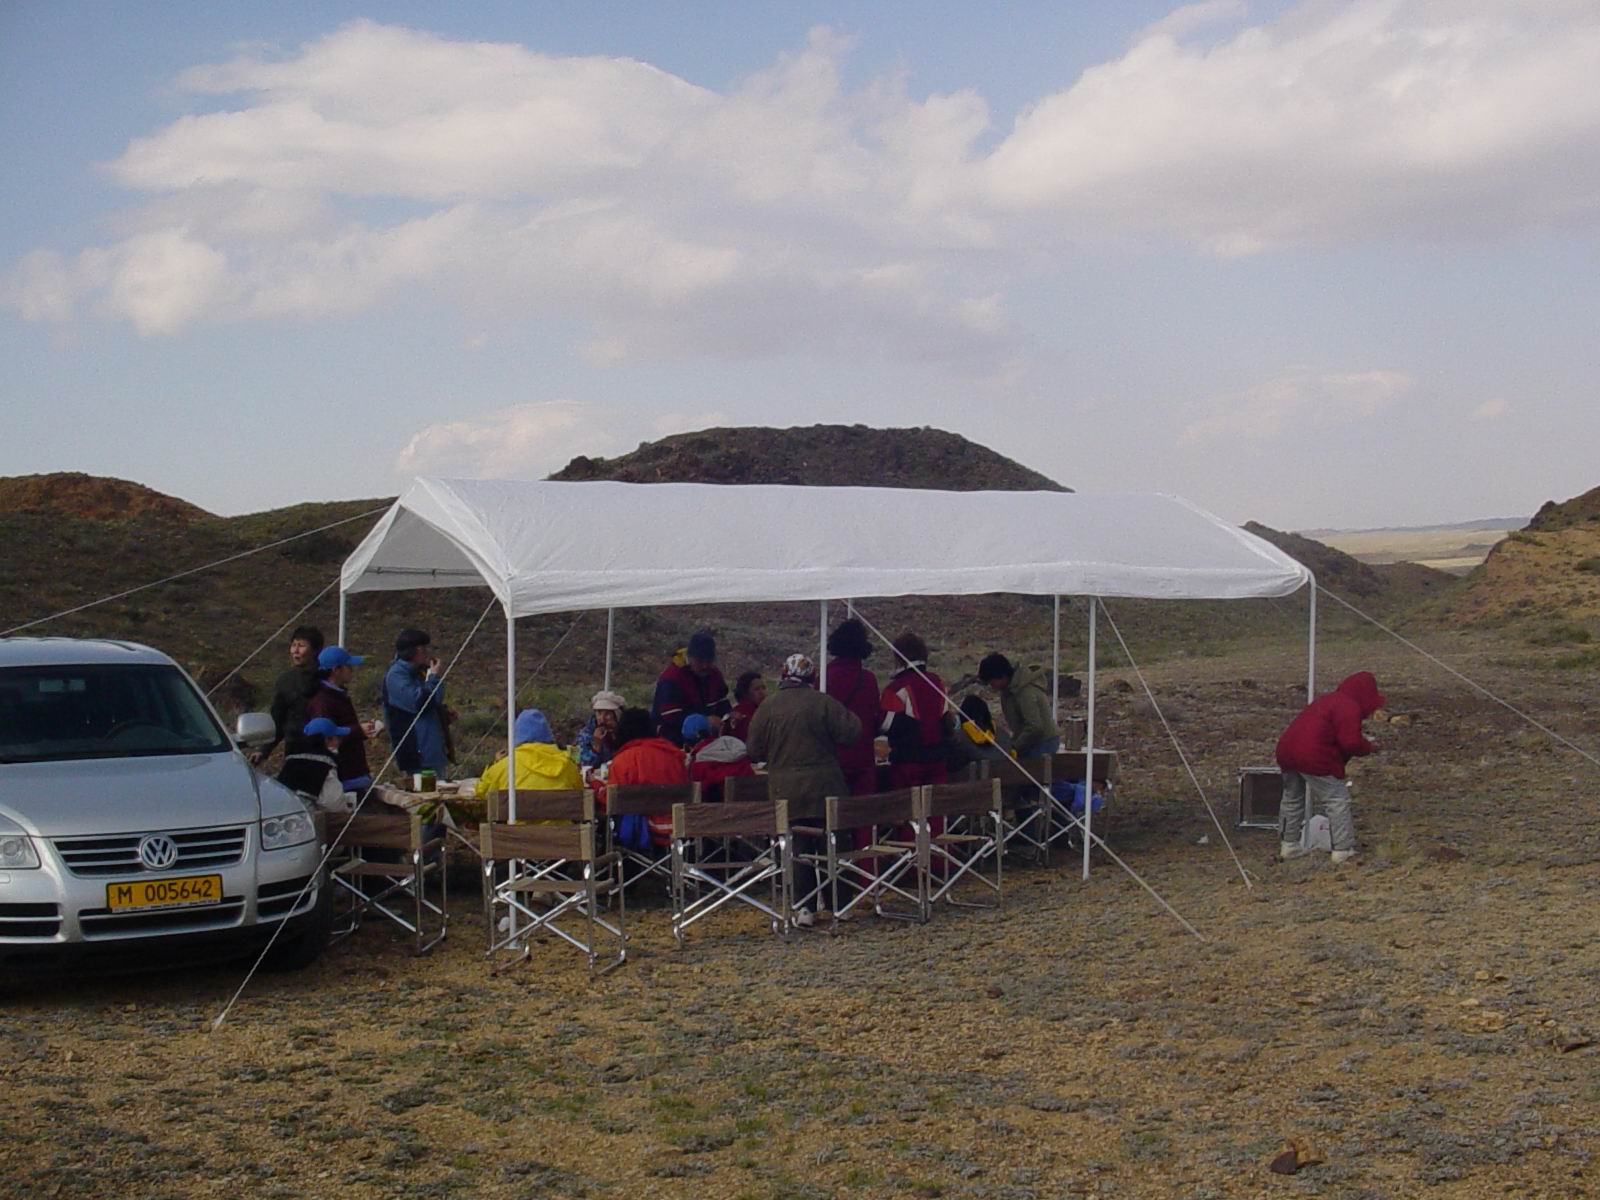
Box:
[381,628,449,774]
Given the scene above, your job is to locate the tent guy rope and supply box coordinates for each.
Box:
[1316,585,1600,772]
[205,577,339,699]
[848,604,1207,942]
[2,505,387,637]
[1097,600,1254,889]
[209,594,499,1032]
[456,611,588,766]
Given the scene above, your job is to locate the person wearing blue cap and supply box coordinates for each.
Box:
[306,645,376,793]
[276,716,350,808]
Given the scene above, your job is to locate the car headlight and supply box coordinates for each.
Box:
[0,834,41,870]
[261,812,315,850]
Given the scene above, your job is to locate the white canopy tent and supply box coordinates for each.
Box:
[339,478,1316,874]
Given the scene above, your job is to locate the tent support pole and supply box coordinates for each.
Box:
[604,608,615,692]
[1307,573,1318,703]
[1083,597,1096,881]
[506,611,517,823]
[1051,595,1061,724]
[337,592,347,647]
[819,601,828,690]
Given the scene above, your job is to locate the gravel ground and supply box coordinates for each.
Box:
[4,636,1597,1199]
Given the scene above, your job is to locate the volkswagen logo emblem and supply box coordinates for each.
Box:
[138,834,179,872]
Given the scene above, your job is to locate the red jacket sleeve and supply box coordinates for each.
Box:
[1332,697,1373,761]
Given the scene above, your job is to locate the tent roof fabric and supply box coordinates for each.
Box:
[341,478,1310,616]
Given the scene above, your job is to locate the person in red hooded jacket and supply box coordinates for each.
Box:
[1275,671,1385,865]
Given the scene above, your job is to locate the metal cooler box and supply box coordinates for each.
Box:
[1237,766,1282,830]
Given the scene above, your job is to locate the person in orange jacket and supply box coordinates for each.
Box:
[608,707,690,847]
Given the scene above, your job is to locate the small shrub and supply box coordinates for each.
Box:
[1553,648,1600,670]
[1527,622,1594,647]
[1575,557,1600,574]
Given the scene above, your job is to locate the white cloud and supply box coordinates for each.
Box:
[985,0,1600,252]
[7,2,1600,351]
[1471,396,1510,421]
[1180,368,1415,444]
[394,401,610,480]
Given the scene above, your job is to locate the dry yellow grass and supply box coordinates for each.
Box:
[4,634,1599,1198]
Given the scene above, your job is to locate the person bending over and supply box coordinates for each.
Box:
[1275,671,1385,865]
[977,652,1060,759]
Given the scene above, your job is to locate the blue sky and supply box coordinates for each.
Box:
[4,1,1598,529]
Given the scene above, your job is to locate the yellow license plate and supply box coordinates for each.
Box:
[106,874,223,912]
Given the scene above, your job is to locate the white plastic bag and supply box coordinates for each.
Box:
[1303,813,1332,852]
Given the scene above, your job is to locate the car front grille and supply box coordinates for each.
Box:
[52,827,249,877]
[76,897,246,938]
[0,902,62,939]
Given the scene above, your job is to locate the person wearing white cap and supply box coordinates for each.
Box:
[576,689,627,782]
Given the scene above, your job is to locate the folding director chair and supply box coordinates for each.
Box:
[480,789,590,948]
[480,793,624,976]
[980,755,1052,865]
[330,811,448,954]
[922,779,1003,911]
[823,787,927,926]
[670,799,791,945]
[1047,750,1119,853]
[607,782,700,898]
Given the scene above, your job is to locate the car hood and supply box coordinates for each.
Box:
[0,752,262,838]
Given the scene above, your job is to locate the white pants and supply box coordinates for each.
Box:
[1279,770,1355,853]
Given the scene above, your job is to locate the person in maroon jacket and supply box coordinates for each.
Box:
[1275,671,1385,865]
[651,630,732,746]
[305,646,378,794]
[723,671,766,742]
[824,618,883,796]
[878,631,952,791]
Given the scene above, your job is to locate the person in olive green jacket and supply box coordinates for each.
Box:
[977,653,1061,758]
[746,653,862,925]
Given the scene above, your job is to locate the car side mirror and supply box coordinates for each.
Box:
[235,712,276,748]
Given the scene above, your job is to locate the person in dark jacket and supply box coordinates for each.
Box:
[651,630,732,746]
[381,628,449,774]
[276,716,347,808]
[746,653,862,926]
[947,694,1010,774]
[251,625,325,765]
[1275,671,1385,864]
[305,646,376,793]
[825,618,882,796]
[878,632,952,790]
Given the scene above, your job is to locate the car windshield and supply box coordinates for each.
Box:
[0,663,232,763]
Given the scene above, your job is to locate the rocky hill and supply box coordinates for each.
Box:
[1243,522,1456,610]
[1426,484,1600,629]
[1527,483,1600,533]
[551,424,1068,491]
[0,472,214,523]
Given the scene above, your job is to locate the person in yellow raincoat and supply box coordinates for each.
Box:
[475,709,583,803]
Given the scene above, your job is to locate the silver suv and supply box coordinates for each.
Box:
[0,637,330,981]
